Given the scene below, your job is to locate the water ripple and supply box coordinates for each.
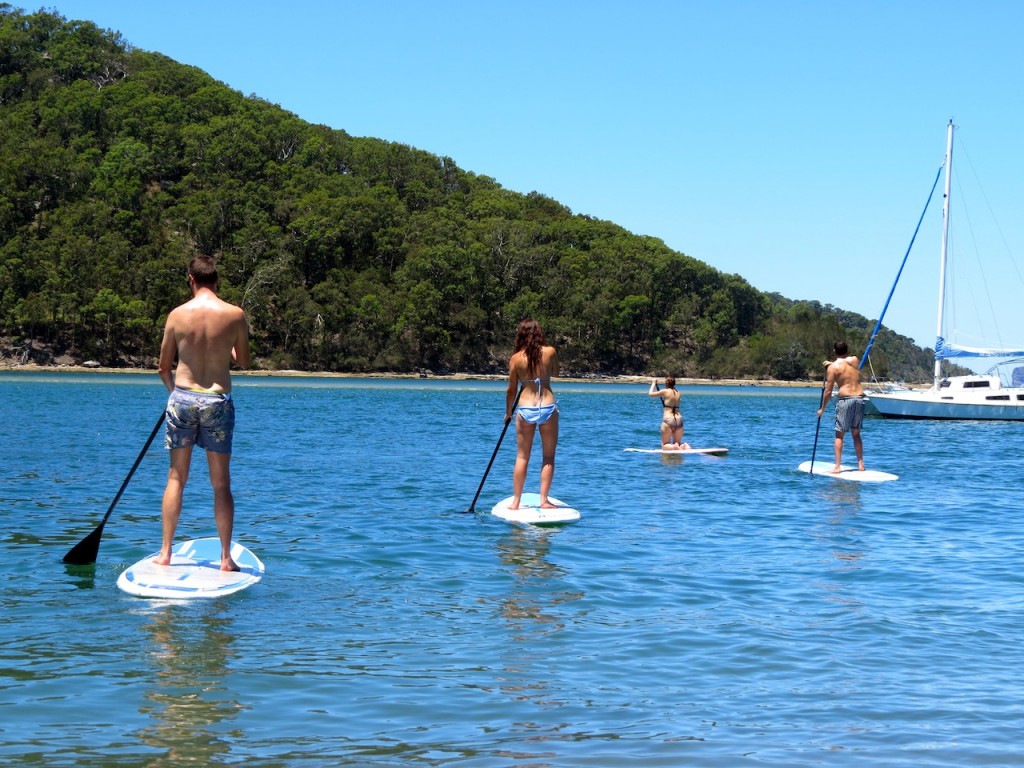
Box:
[2,374,1023,766]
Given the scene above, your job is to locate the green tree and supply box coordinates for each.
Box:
[0,5,937,380]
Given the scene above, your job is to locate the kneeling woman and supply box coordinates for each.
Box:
[506,319,559,509]
[648,376,689,449]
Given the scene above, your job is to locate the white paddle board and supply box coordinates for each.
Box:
[491,493,581,525]
[797,460,898,483]
[624,447,729,456]
[117,537,264,599]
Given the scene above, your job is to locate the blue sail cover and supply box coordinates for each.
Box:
[935,337,1024,360]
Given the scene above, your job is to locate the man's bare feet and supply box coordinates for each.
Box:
[540,500,558,509]
[221,558,240,572]
[153,553,171,566]
[828,467,843,474]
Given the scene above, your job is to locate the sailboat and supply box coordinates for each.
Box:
[866,121,1024,420]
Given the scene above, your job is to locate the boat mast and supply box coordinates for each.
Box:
[934,120,954,388]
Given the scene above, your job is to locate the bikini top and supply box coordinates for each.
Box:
[660,390,680,413]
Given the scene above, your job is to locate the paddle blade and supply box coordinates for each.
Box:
[62,522,105,566]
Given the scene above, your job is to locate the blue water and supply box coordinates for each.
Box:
[2,372,1023,766]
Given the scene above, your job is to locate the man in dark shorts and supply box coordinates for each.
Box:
[816,340,866,473]
[156,255,250,571]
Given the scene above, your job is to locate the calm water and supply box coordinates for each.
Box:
[2,372,1023,767]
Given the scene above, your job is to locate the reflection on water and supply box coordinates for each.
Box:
[64,564,98,590]
[495,527,581,635]
[135,601,241,766]
[494,527,584,710]
[809,481,866,620]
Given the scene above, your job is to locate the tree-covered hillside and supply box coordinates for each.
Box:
[0,6,934,380]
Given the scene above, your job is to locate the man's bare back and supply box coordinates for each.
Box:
[158,290,249,394]
[825,355,865,399]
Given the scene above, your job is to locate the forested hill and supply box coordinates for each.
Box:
[0,6,935,381]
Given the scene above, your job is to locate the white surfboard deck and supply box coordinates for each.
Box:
[117,537,264,599]
[797,460,898,483]
[624,447,729,456]
[491,493,581,525]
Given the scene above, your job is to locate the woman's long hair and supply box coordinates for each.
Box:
[514,319,546,376]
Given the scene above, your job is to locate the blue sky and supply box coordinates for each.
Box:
[46,1,1024,360]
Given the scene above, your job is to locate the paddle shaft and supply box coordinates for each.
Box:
[466,385,523,513]
[809,371,830,475]
[62,410,166,565]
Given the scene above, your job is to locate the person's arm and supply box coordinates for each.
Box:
[232,310,251,369]
[505,361,520,423]
[817,363,837,416]
[157,314,178,393]
[648,378,663,398]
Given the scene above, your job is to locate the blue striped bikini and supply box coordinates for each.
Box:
[517,377,558,424]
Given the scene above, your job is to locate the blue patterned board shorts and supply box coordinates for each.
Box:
[834,396,866,434]
[165,387,235,454]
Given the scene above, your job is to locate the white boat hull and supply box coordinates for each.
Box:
[867,376,1024,420]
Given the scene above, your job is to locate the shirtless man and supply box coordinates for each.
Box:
[156,255,250,570]
[817,341,866,473]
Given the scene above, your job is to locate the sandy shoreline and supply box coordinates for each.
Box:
[0,362,820,388]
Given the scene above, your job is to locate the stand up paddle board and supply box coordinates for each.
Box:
[491,493,581,525]
[797,461,898,483]
[624,447,729,456]
[117,537,264,598]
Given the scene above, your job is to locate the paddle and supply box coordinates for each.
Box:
[62,411,165,565]
[466,385,523,513]
[809,369,829,475]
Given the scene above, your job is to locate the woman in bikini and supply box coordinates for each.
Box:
[506,319,559,510]
[648,376,689,450]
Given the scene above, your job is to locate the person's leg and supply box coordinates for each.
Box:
[660,420,672,447]
[511,417,535,509]
[156,446,192,564]
[851,427,864,471]
[831,401,847,472]
[674,421,688,449]
[538,412,559,507]
[207,450,239,571]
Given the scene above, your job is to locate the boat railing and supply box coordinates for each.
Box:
[982,357,1024,388]
[865,379,913,394]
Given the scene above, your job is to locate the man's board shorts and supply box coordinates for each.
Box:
[834,395,866,434]
[165,387,235,454]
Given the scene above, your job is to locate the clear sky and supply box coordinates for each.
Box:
[43,1,1024,358]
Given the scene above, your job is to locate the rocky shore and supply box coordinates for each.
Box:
[0,335,821,387]
[1,360,817,388]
